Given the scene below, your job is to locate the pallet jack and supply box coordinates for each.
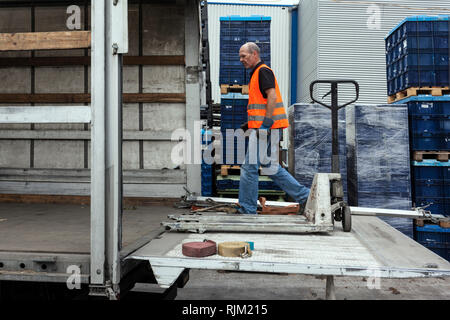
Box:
[163,80,448,234]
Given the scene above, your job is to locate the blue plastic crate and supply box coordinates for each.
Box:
[219,130,249,165]
[201,161,213,196]
[402,96,450,115]
[220,41,243,53]
[217,177,281,191]
[414,197,450,216]
[413,224,450,261]
[220,99,248,130]
[220,15,271,22]
[411,115,450,135]
[414,180,448,198]
[219,65,246,85]
[386,16,450,43]
[245,20,271,29]
[410,133,450,151]
[412,160,450,215]
[220,59,243,67]
[392,96,450,150]
[398,68,448,90]
[245,34,270,43]
[220,20,246,34]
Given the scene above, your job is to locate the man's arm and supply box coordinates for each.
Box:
[264,87,277,119]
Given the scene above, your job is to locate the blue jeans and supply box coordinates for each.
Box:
[238,129,310,214]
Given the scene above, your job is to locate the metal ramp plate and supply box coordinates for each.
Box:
[163,212,333,234]
[127,216,450,288]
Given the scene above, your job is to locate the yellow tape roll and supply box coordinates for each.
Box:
[218,241,252,258]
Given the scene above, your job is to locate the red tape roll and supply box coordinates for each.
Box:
[182,240,217,257]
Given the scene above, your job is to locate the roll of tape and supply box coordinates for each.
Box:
[218,241,252,258]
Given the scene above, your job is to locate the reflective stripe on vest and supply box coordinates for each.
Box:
[247,64,289,129]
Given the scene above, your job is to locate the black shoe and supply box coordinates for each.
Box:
[298,203,306,215]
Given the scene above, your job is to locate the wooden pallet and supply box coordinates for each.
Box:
[414,218,450,229]
[220,165,242,176]
[413,151,450,162]
[220,84,249,95]
[388,87,450,103]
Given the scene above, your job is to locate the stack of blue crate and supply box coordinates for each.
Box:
[387,15,450,257]
[217,16,279,197]
[219,93,248,165]
[413,224,450,261]
[411,161,450,217]
[201,129,214,196]
[288,104,348,199]
[386,15,449,97]
[220,16,271,85]
[394,95,450,217]
[346,104,413,238]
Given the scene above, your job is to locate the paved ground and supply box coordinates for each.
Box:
[175,269,450,300]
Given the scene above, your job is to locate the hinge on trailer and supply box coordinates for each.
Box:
[89,281,119,300]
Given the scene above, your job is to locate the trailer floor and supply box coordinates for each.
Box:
[0,202,172,253]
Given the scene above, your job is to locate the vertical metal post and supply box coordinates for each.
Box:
[105,0,125,290]
[91,0,106,286]
[325,275,336,300]
[185,0,202,195]
[331,83,339,174]
[91,0,126,295]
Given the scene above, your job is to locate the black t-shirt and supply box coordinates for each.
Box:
[249,61,275,99]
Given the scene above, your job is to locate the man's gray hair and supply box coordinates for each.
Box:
[243,42,260,55]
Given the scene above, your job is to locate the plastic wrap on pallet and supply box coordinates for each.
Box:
[288,104,347,198]
[346,104,413,237]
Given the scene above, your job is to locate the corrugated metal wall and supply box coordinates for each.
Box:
[297,0,318,103]
[207,3,293,106]
[298,0,450,105]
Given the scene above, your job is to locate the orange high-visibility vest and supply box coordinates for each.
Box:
[247,64,289,129]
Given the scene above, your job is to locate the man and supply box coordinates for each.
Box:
[237,42,310,214]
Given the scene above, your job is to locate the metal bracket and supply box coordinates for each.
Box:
[111,0,128,54]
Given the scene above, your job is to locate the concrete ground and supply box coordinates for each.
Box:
[176,269,450,300]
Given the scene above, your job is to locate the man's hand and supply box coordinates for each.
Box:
[260,117,274,130]
[240,121,249,131]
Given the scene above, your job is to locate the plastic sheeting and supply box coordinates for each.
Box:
[288,103,347,199]
[289,103,413,238]
[346,104,413,238]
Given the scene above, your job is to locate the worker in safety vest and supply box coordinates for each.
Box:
[237,42,310,214]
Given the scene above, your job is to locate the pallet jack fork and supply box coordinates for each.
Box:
[165,173,350,234]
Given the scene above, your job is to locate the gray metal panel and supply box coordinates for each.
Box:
[299,0,450,104]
